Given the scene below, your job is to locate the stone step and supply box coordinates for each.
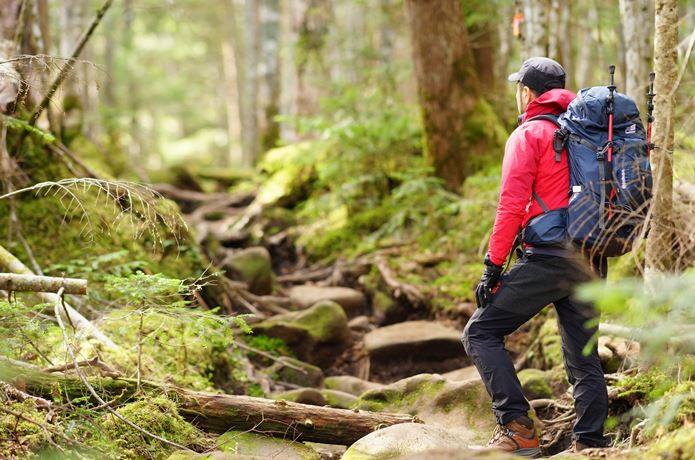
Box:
[288,285,367,317]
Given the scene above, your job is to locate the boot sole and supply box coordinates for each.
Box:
[514,447,541,458]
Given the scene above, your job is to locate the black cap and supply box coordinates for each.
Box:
[508,57,566,94]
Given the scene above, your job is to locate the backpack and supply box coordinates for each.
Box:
[523,86,653,257]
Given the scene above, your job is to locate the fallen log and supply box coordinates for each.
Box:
[0,357,417,445]
[0,273,87,295]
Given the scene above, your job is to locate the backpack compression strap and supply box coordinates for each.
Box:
[525,114,568,162]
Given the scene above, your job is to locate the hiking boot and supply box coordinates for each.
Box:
[487,416,540,458]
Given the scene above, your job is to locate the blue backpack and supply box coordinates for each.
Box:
[523,86,653,257]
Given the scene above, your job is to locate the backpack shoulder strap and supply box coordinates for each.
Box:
[525,114,567,162]
[526,114,561,126]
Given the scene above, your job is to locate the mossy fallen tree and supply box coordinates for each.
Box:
[0,358,417,445]
[0,273,87,294]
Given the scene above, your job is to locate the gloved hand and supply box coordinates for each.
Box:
[475,255,504,308]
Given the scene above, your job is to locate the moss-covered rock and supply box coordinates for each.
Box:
[266,357,324,388]
[222,247,273,295]
[215,430,321,460]
[255,141,324,207]
[342,423,469,460]
[321,389,359,409]
[100,396,209,459]
[288,285,367,316]
[354,374,495,444]
[324,375,384,396]
[539,317,564,369]
[517,368,553,400]
[253,300,350,363]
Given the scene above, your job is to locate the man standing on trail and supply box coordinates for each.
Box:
[462,57,609,457]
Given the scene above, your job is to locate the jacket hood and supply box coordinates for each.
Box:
[523,88,576,121]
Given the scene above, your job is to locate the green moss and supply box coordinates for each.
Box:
[244,334,295,360]
[645,427,695,459]
[100,396,209,459]
[618,369,675,402]
[517,368,553,399]
[98,308,248,392]
[539,317,564,369]
[0,400,53,454]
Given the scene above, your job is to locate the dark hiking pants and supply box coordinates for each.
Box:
[462,252,609,447]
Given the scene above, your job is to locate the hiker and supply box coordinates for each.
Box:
[462,57,609,457]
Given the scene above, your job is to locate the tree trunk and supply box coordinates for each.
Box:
[619,0,652,112]
[258,0,281,152]
[242,0,261,166]
[404,0,500,189]
[645,0,678,275]
[547,0,561,61]
[523,0,548,58]
[0,358,417,445]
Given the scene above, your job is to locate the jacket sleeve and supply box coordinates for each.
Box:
[487,127,538,266]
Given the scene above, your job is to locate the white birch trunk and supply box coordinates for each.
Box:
[645,0,678,277]
[242,0,260,167]
[523,0,549,58]
[619,0,652,112]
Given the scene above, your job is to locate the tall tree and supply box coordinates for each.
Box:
[242,0,260,166]
[645,0,678,274]
[258,0,281,152]
[404,0,502,189]
[619,0,652,111]
[522,0,548,58]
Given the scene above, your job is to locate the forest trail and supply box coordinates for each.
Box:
[155,176,641,459]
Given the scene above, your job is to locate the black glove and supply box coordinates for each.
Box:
[475,255,503,308]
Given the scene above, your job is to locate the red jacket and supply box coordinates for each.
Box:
[487,88,576,266]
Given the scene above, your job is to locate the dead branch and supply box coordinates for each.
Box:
[375,256,426,307]
[0,273,86,294]
[529,398,572,411]
[0,381,52,409]
[0,244,119,350]
[43,356,120,379]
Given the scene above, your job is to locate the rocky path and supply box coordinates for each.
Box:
[159,183,643,460]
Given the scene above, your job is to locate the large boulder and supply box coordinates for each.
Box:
[342,423,469,460]
[222,247,273,295]
[324,375,384,396]
[253,300,350,363]
[364,321,467,380]
[266,357,324,388]
[442,366,480,382]
[395,449,520,459]
[321,389,359,409]
[217,430,320,459]
[288,285,367,316]
[354,374,494,444]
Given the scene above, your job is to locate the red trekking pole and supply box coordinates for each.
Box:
[606,65,616,162]
[646,71,655,156]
